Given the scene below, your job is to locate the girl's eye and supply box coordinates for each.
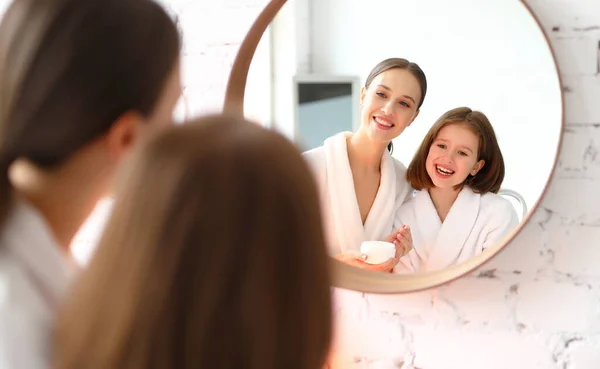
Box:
[376,92,386,98]
[400,101,410,107]
[437,144,446,149]
[459,151,468,156]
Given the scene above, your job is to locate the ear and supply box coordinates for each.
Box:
[360,86,366,106]
[471,159,485,176]
[105,111,143,163]
[407,109,420,127]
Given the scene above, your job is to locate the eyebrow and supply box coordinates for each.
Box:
[377,84,416,104]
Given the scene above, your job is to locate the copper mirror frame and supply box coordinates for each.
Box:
[223,0,565,294]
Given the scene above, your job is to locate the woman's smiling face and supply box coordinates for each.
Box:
[359,68,421,144]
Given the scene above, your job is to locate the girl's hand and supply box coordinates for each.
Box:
[384,225,413,258]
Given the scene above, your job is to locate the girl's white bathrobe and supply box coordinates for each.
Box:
[303,132,412,256]
[394,186,519,273]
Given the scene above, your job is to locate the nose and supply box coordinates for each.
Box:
[442,151,455,163]
[382,99,395,115]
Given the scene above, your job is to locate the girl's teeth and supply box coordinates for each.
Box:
[436,165,454,175]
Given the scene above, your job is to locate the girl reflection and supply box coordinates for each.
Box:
[393,107,519,273]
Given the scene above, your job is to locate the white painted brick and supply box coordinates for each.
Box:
[551,38,599,75]
[526,0,600,37]
[484,214,549,275]
[364,291,435,322]
[516,281,596,332]
[332,311,409,360]
[365,360,402,369]
[331,290,413,361]
[411,329,555,369]
[532,127,600,231]
[541,176,600,224]
[562,75,600,124]
[551,225,600,277]
[435,278,514,329]
[555,126,600,179]
[177,6,261,52]
[566,339,600,369]
[181,51,237,113]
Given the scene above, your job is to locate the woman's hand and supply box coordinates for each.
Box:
[334,252,397,273]
[384,225,413,259]
[333,226,413,273]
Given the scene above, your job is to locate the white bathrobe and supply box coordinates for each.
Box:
[303,132,413,256]
[394,186,519,273]
[0,200,78,369]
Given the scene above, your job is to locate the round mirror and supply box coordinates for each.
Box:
[224,0,564,293]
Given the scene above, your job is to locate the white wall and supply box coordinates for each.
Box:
[266,0,313,137]
[159,0,272,123]
[18,0,600,367]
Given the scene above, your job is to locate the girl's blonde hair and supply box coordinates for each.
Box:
[55,115,333,369]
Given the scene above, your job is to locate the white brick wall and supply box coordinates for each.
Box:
[64,0,600,367]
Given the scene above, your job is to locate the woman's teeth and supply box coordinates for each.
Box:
[374,116,393,127]
[436,165,454,176]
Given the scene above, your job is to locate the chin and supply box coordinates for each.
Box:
[436,183,457,190]
[428,176,458,190]
[369,127,399,143]
[434,178,466,191]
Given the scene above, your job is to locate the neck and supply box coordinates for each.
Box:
[347,130,389,171]
[9,159,107,252]
[428,186,461,221]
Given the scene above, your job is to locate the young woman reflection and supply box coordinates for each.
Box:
[303,58,427,273]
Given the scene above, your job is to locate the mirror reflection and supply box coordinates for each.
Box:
[262,0,562,274]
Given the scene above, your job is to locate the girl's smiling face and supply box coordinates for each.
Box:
[425,122,485,189]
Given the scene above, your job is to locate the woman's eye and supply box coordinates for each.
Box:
[400,101,410,107]
[376,92,386,98]
[437,144,446,149]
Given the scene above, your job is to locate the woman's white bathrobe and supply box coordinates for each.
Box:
[394,186,519,273]
[303,132,413,256]
[0,200,78,369]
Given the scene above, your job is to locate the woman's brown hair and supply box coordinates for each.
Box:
[54,115,333,369]
[0,0,180,225]
[406,107,505,194]
[363,58,427,153]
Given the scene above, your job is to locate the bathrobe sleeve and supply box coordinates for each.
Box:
[481,195,520,250]
[302,147,325,180]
